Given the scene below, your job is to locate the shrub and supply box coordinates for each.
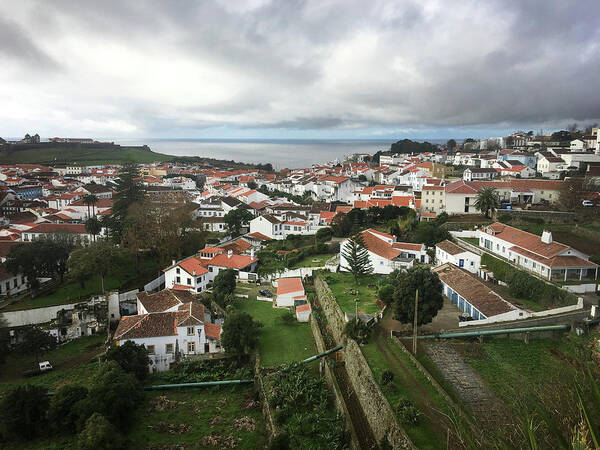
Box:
[378,284,395,305]
[268,431,291,450]
[79,362,143,428]
[344,317,371,344]
[78,413,124,450]
[0,384,49,441]
[280,311,295,323]
[105,341,150,381]
[497,213,512,223]
[381,370,394,386]
[48,385,89,435]
[396,399,420,424]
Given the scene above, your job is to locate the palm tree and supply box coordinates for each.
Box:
[82,194,99,219]
[474,187,500,219]
[85,217,102,242]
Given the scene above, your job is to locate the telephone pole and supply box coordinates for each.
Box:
[412,289,419,355]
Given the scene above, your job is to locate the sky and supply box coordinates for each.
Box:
[1,0,599,141]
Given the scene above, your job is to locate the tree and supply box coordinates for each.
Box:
[0,316,8,371]
[48,385,89,435]
[413,222,451,247]
[79,362,143,427]
[78,413,125,450]
[85,217,102,242]
[212,268,237,304]
[0,384,49,440]
[247,181,258,190]
[18,326,57,365]
[82,194,99,219]
[358,174,367,181]
[446,139,456,150]
[221,311,263,362]
[224,208,254,237]
[67,240,129,293]
[559,177,585,210]
[112,164,143,237]
[341,233,373,284]
[344,317,370,344]
[378,284,395,305]
[474,187,500,218]
[315,226,332,243]
[104,341,150,381]
[392,266,443,326]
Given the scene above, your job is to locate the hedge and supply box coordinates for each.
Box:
[480,254,576,308]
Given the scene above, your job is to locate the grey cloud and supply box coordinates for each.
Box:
[0,16,59,70]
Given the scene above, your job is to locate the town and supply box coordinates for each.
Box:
[0,128,599,449]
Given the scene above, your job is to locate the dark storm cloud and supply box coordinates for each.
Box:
[1,0,599,137]
[0,16,59,70]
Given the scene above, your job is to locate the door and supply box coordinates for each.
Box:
[204,343,210,353]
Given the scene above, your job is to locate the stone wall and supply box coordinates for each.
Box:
[314,276,346,343]
[315,275,414,449]
[495,209,576,224]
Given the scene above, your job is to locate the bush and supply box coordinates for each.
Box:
[48,385,89,435]
[105,341,150,381]
[280,311,295,323]
[378,284,395,305]
[381,370,394,386]
[78,413,124,450]
[0,384,49,441]
[497,213,512,223]
[344,317,371,344]
[396,399,420,424]
[79,362,143,428]
[268,431,291,450]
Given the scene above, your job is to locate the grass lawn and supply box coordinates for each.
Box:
[321,272,384,314]
[234,282,272,301]
[4,256,160,311]
[361,337,456,449]
[290,253,333,269]
[458,237,479,246]
[234,300,315,367]
[127,386,267,449]
[0,334,106,392]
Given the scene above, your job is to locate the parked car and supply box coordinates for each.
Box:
[582,200,594,207]
[259,289,273,297]
[23,361,53,377]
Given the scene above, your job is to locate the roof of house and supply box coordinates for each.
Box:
[208,253,257,269]
[484,222,569,258]
[136,289,195,314]
[436,239,467,256]
[433,263,517,317]
[246,231,273,241]
[178,256,210,276]
[359,231,402,260]
[204,322,222,340]
[296,303,311,313]
[27,223,87,234]
[277,277,304,295]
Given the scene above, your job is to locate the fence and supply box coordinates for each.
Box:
[144,274,165,292]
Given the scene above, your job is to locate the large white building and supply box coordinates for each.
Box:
[114,289,223,372]
[340,229,429,275]
[435,240,480,273]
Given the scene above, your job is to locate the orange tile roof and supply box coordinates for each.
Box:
[277,277,304,295]
[208,253,257,269]
[178,256,209,276]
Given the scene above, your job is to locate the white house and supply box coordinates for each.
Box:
[435,240,480,273]
[21,223,96,245]
[340,229,429,275]
[276,277,305,307]
[163,256,210,293]
[463,168,498,182]
[249,214,283,240]
[479,222,598,281]
[434,263,525,322]
[295,303,312,322]
[114,293,223,372]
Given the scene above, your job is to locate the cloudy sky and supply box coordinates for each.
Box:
[1,0,599,141]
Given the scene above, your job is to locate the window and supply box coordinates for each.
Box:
[176,276,181,283]
[176,268,180,274]
[188,342,195,353]
[165,343,174,354]
[187,326,194,336]
[146,345,155,354]
[187,278,192,285]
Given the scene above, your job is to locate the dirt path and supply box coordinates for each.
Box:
[375,330,459,445]
[424,342,513,433]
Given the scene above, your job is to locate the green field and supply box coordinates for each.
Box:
[0,334,105,392]
[0,143,173,165]
[234,300,315,366]
[3,256,160,311]
[458,236,479,246]
[361,335,458,449]
[321,272,383,314]
[290,253,332,269]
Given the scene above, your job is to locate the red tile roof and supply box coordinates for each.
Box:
[208,253,257,269]
[204,322,222,340]
[178,256,209,276]
[277,277,304,295]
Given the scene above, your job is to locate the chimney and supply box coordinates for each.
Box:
[250,248,255,259]
[541,230,552,244]
[172,259,176,266]
[228,249,233,259]
[193,270,196,276]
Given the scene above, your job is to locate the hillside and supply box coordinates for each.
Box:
[0,142,173,165]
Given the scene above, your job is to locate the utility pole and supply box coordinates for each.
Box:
[412,289,419,355]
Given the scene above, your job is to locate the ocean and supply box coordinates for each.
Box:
[115,138,446,169]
